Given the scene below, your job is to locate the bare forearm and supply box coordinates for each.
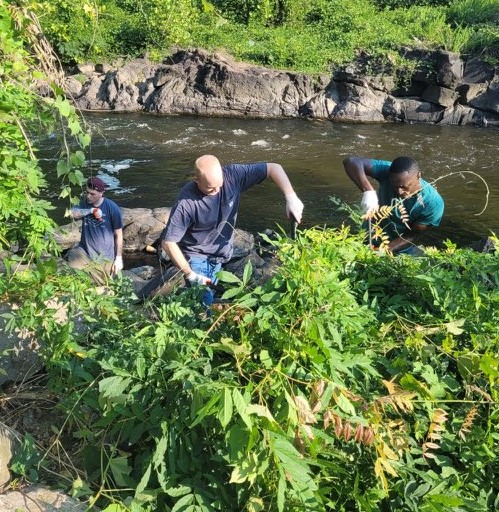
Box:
[388,223,429,252]
[114,229,123,257]
[266,163,295,196]
[162,240,191,274]
[343,157,375,192]
[388,236,414,252]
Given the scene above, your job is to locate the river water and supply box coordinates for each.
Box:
[41,113,499,248]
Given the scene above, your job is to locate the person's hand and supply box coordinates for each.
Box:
[361,190,379,218]
[285,192,304,224]
[92,208,103,220]
[113,255,123,274]
[186,271,212,286]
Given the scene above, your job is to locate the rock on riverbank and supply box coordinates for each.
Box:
[64,48,499,128]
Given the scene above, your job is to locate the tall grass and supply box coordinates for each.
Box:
[447,0,499,26]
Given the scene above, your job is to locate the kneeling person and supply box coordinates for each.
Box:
[343,156,444,254]
[66,176,124,284]
[161,154,304,305]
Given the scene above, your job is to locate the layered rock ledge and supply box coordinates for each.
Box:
[65,48,498,128]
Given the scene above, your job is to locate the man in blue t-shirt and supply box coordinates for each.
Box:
[161,154,304,304]
[66,176,124,284]
[343,156,444,254]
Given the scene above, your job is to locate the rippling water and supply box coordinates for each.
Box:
[40,113,499,248]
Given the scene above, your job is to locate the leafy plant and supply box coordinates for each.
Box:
[0,2,90,260]
[10,433,42,482]
[5,226,491,511]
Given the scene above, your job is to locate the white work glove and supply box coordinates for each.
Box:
[113,255,123,274]
[361,190,379,217]
[91,208,103,220]
[186,271,212,286]
[285,192,304,224]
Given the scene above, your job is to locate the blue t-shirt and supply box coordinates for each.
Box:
[79,197,123,261]
[371,159,444,241]
[162,162,268,262]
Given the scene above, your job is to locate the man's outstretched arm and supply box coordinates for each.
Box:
[266,162,304,223]
[388,223,430,253]
[343,156,379,217]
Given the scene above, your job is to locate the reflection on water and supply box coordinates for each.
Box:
[40,113,499,248]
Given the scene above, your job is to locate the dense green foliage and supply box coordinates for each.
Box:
[4,228,499,511]
[0,1,89,260]
[29,0,499,72]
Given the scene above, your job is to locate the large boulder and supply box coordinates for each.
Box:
[55,207,171,254]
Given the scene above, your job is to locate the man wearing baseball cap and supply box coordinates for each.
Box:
[65,176,124,284]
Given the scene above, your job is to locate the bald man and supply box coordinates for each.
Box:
[161,155,304,304]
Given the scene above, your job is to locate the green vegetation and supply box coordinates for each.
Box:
[29,0,499,72]
[0,1,89,260]
[1,2,498,512]
[4,227,499,511]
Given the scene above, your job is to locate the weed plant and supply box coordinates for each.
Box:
[4,227,498,511]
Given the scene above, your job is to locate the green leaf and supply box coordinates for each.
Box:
[171,492,194,512]
[78,133,91,148]
[217,270,242,284]
[69,150,86,166]
[270,433,317,491]
[135,463,152,495]
[242,260,253,286]
[102,505,127,512]
[259,349,273,369]
[229,454,258,484]
[232,388,252,429]
[109,456,132,487]
[445,318,465,335]
[246,404,276,423]
[71,477,92,499]
[277,473,286,512]
[217,387,233,428]
[53,96,71,116]
[98,376,132,399]
[56,160,70,177]
[190,391,221,427]
[334,389,356,415]
[221,287,242,300]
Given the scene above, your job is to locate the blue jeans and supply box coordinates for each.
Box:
[188,256,222,306]
[395,245,418,256]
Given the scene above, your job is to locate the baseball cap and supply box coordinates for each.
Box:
[86,176,106,192]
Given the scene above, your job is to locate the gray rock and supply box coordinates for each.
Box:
[0,304,43,387]
[64,48,498,128]
[421,85,459,108]
[0,423,18,491]
[0,485,89,511]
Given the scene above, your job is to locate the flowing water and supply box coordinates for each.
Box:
[40,113,499,248]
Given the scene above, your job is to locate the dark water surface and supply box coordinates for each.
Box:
[41,113,499,248]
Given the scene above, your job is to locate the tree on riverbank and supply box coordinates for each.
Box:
[0,1,89,260]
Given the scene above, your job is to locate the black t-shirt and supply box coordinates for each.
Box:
[162,162,267,262]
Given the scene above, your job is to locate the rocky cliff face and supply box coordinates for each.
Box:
[65,48,498,128]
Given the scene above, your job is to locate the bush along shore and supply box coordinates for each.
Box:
[1,227,499,511]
